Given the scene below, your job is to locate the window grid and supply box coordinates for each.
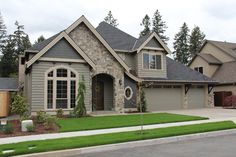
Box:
[143,53,162,70]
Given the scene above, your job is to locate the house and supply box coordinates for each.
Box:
[189,40,236,106]
[19,16,216,115]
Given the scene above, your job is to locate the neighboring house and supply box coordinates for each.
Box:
[19,16,216,115]
[189,40,236,106]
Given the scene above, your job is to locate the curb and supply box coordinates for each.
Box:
[17,128,236,157]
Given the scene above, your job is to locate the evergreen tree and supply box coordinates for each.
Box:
[104,11,119,27]
[1,36,16,77]
[34,35,45,44]
[152,9,169,44]
[74,75,86,117]
[0,12,7,53]
[137,87,147,112]
[140,14,151,37]
[173,22,190,65]
[189,25,205,57]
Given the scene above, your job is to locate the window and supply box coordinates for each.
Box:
[143,53,162,70]
[194,67,203,74]
[125,86,133,100]
[46,66,77,110]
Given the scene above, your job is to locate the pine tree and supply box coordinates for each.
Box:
[1,36,17,77]
[140,14,151,37]
[173,22,190,65]
[104,11,119,27]
[152,9,169,44]
[0,12,7,53]
[189,25,205,57]
[74,75,86,117]
[34,35,45,45]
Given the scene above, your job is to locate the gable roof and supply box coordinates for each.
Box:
[96,22,171,54]
[96,22,137,51]
[0,78,18,91]
[26,31,96,69]
[212,61,236,84]
[197,53,222,65]
[143,57,216,84]
[202,40,236,59]
[65,16,130,72]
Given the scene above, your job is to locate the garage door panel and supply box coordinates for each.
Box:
[144,88,182,111]
[188,88,205,108]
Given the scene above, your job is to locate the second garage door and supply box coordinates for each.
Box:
[187,87,205,108]
[144,87,182,111]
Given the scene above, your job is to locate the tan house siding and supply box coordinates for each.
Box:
[189,56,219,77]
[117,52,136,70]
[201,43,234,62]
[137,49,167,78]
[214,85,236,95]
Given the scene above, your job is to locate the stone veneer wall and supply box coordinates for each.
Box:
[69,23,125,112]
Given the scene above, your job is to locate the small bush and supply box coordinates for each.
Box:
[26,124,35,132]
[3,123,14,134]
[44,115,57,130]
[56,109,64,118]
[36,111,47,124]
[69,111,76,118]
[11,94,29,117]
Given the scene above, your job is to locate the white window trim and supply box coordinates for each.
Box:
[142,51,163,71]
[125,86,133,100]
[44,65,79,110]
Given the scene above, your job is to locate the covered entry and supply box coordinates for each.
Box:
[92,74,114,111]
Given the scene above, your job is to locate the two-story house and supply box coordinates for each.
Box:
[189,40,236,106]
[19,16,216,115]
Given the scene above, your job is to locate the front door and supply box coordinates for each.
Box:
[92,81,104,110]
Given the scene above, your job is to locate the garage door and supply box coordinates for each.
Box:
[144,87,182,111]
[187,87,205,108]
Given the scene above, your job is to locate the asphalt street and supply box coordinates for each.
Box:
[73,134,236,157]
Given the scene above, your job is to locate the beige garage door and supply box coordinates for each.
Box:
[144,87,182,111]
[187,87,205,108]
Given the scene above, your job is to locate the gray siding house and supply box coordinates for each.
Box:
[19,16,216,115]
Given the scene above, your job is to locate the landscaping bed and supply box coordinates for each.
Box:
[0,118,59,138]
[57,113,208,132]
[0,121,235,157]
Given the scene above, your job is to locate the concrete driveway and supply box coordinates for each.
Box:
[157,107,236,119]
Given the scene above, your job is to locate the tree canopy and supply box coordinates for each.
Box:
[104,11,119,27]
[140,14,151,37]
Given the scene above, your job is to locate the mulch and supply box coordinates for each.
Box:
[0,119,59,138]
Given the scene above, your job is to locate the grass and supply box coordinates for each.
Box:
[0,121,235,157]
[57,113,208,132]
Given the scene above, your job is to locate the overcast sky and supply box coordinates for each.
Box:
[1,0,236,51]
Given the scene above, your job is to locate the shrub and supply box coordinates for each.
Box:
[26,124,35,132]
[11,94,29,117]
[56,109,64,118]
[36,111,47,124]
[3,123,14,134]
[74,75,86,117]
[137,87,147,112]
[44,115,57,130]
[69,111,76,118]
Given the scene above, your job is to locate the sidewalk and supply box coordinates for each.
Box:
[1,117,236,145]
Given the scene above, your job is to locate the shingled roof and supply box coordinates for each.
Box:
[143,57,216,83]
[197,53,222,65]
[204,40,236,59]
[212,61,236,84]
[0,78,18,91]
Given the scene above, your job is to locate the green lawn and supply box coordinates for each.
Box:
[0,121,235,157]
[57,113,208,132]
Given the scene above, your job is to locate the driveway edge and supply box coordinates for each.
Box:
[17,128,236,157]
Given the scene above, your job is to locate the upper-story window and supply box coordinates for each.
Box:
[143,53,162,70]
[194,67,203,74]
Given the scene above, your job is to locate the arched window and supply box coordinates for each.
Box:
[45,66,78,110]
